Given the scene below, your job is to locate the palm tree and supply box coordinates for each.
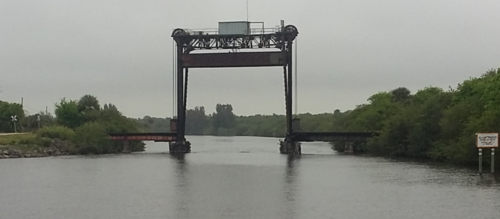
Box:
[77,95,100,113]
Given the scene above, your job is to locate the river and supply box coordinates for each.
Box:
[0,136,499,219]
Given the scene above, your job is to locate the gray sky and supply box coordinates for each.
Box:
[1,0,500,118]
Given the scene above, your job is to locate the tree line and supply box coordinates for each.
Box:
[337,68,500,167]
[0,95,145,154]
[3,67,498,164]
[138,68,500,167]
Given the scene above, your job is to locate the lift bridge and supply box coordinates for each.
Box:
[109,21,378,154]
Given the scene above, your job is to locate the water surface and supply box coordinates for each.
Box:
[1,136,499,218]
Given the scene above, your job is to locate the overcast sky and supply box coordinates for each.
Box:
[1,0,499,118]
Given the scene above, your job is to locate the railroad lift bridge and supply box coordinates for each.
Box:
[109,21,377,154]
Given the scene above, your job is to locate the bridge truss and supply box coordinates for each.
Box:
[170,21,299,153]
[109,21,378,154]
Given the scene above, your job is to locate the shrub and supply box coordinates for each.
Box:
[130,141,145,152]
[39,137,52,147]
[72,122,111,154]
[36,125,75,141]
[18,137,40,145]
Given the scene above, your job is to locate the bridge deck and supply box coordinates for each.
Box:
[108,132,177,142]
[108,131,377,142]
[292,132,378,142]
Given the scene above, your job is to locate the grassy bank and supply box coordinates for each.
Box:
[0,133,60,158]
[0,133,39,147]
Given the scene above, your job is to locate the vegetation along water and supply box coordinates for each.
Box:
[1,68,500,170]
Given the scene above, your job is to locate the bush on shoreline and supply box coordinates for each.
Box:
[1,94,145,155]
[36,125,75,141]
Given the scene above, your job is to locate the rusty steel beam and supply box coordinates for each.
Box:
[181,52,285,68]
[109,135,177,141]
[109,133,177,142]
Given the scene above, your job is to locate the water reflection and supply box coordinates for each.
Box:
[283,155,300,219]
[1,137,500,219]
[171,154,190,218]
[477,174,500,187]
[361,156,500,189]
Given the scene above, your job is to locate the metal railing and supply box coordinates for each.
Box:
[178,27,282,36]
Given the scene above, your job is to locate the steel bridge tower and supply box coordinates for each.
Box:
[170,21,299,154]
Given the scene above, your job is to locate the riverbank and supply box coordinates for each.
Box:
[0,132,145,159]
[1,133,74,159]
[0,137,73,159]
[0,145,69,159]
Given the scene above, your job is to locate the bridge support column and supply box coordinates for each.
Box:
[285,41,294,139]
[279,140,301,155]
[169,141,191,154]
[278,38,300,155]
[172,41,191,154]
[344,141,353,153]
[122,140,131,153]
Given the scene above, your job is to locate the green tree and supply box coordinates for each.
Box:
[406,87,451,157]
[22,111,55,131]
[96,107,140,133]
[431,68,500,165]
[186,106,208,135]
[333,109,341,115]
[73,122,111,154]
[0,101,24,132]
[103,103,118,111]
[77,94,100,113]
[54,98,83,129]
[77,95,101,123]
[345,92,400,132]
[390,87,411,103]
[213,104,236,130]
[135,116,171,132]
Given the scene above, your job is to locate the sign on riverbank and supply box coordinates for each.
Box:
[476,133,497,174]
[476,133,499,148]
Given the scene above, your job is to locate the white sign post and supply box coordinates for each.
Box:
[11,115,17,133]
[476,133,498,174]
[37,114,41,129]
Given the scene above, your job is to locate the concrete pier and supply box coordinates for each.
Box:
[344,141,354,153]
[122,140,131,153]
[169,141,191,154]
[279,140,301,155]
